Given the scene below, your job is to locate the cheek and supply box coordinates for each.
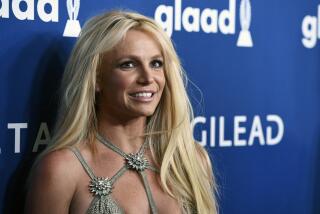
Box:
[104,74,131,92]
[158,73,166,92]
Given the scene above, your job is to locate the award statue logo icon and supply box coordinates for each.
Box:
[237,0,253,47]
[63,0,81,37]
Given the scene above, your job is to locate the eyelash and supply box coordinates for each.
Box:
[118,60,164,70]
[151,60,163,68]
[119,61,135,69]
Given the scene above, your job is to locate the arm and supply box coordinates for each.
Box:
[25,149,77,214]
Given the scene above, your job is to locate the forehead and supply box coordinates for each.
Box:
[110,29,163,58]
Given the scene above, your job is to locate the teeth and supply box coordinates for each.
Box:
[132,92,152,98]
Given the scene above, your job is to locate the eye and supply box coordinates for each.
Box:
[150,59,163,69]
[119,61,135,70]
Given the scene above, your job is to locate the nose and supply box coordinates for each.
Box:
[137,64,154,85]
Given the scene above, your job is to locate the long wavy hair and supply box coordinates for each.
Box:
[39,10,218,214]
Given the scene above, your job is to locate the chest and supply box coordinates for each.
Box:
[69,162,182,214]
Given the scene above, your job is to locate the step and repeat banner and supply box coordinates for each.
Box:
[1,0,319,213]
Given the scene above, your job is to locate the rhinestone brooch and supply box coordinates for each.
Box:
[89,177,112,196]
[125,153,149,171]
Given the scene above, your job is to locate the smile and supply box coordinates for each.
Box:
[129,92,155,102]
[131,92,153,98]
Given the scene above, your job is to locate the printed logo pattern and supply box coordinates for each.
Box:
[63,0,81,37]
[154,0,254,48]
[237,0,253,47]
[301,5,320,48]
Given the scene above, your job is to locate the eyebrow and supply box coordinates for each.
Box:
[115,54,164,61]
[151,54,163,59]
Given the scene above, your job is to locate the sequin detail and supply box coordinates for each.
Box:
[86,195,124,214]
[89,177,112,196]
[125,153,149,171]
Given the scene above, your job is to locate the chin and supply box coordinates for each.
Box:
[135,108,157,117]
[141,111,156,117]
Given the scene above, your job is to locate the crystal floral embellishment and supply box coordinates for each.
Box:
[89,177,112,196]
[125,152,149,171]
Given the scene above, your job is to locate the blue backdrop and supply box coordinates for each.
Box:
[1,0,319,213]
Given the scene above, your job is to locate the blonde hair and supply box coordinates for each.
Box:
[40,10,218,213]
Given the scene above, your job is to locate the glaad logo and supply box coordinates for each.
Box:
[154,0,254,47]
[0,0,58,22]
[63,0,81,37]
[301,5,320,49]
[0,0,81,37]
[237,0,253,47]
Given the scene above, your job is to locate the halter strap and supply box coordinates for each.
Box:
[69,147,96,180]
[95,133,148,158]
[139,170,158,213]
[95,132,159,214]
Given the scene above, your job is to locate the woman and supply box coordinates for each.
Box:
[25,10,218,214]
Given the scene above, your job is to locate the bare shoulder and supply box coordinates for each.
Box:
[25,148,81,214]
[34,148,80,183]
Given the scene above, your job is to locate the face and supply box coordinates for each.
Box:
[96,29,166,121]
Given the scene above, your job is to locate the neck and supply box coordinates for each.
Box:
[97,111,147,154]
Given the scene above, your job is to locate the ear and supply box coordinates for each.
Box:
[95,75,102,92]
[95,82,101,92]
[95,81,100,92]
[95,70,102,92]
[95,57,103,93]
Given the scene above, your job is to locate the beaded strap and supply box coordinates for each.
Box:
[95,133,159,214]
[69,147,96,180]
